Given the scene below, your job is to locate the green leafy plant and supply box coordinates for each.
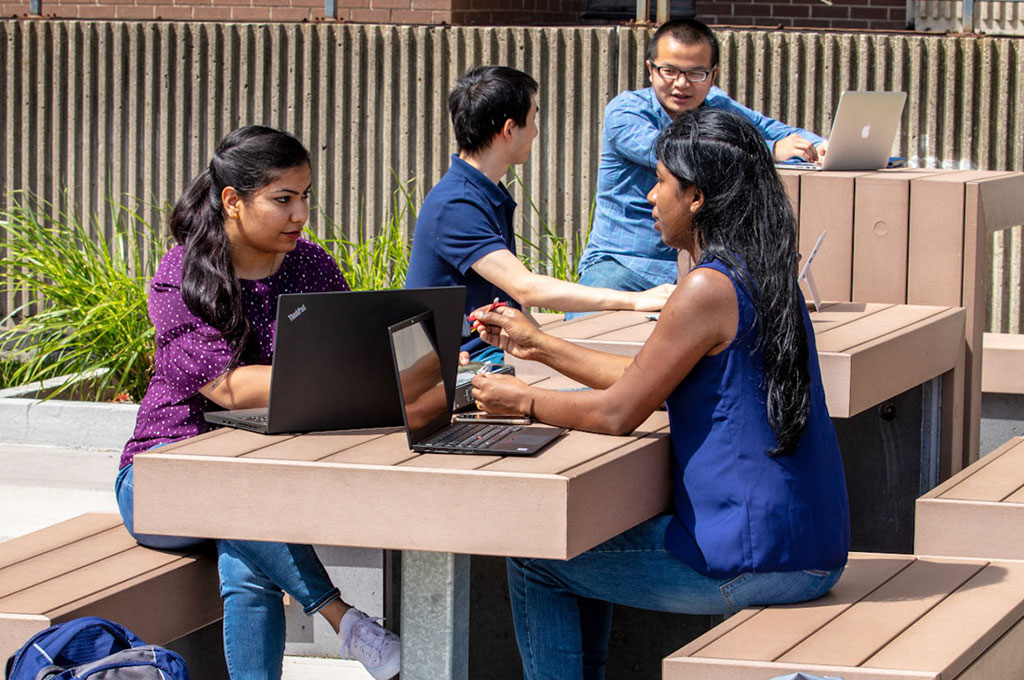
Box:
[507,170,593,284]
[309,173,417,290]
[0,170,595,402]
[0,191,167,401]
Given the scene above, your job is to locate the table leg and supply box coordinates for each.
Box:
[399,550,470,680]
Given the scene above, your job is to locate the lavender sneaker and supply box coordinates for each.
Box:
[338,608,400,680]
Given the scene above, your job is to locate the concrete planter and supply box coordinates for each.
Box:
[0,372,137,451]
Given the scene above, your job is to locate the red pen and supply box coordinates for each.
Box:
[468,298,507,333]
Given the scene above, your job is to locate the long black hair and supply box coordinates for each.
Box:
[656,108,810,456]
[169,125,310,364]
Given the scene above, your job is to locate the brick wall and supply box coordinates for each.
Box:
[695,0,909,31]
[451,0,585,25]
[2,0,584,23]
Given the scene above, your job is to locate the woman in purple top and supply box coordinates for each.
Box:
[116,126,399,680]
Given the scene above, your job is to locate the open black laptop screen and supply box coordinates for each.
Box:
[390,312,451,445]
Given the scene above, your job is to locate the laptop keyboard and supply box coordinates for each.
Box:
[425,423,522,449]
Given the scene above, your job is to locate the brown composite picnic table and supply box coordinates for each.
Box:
[520,303,967,477]
[132,301,964,680]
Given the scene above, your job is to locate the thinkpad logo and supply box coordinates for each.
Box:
[287,304,307,321]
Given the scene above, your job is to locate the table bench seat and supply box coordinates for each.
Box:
[982,333,1024,394]
[0,512,222,664]
[915,436,1024,560]
[664,552,1024,680]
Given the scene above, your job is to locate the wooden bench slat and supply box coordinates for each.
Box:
[0,513,123,571]
[398,452,501,469]
[588,319,657,343]
[669,609,761,659]
[981,332,1024,394]
[814,305,947,354]
[168,428,294,457]
[915,437,1024,559]
[527,374,588,391]
[546,311,643,339]
[779,557,985,667]
[47,554,221,647]
[664,656,937,680]
[319,431,416,465]
[245,427,394,461]
[530,312,564,328]
[864,561,1024,677]
[0,525,138,599]
[694,553,913,662]
[954,615,1024,680]
[482,430,635,474]
[482,411,669,474]
[796,172,873,304]
[0,545,185,614]
[808,302,892,332]
[938,437,1024,501]
[919,437,1023,500]
[1003,487,1024,503]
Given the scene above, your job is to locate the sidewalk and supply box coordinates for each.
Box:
[0,443,372,680]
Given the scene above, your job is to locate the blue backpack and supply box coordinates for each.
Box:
[4,617,190,680]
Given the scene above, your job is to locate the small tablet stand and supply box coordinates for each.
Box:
[798,230,827,313]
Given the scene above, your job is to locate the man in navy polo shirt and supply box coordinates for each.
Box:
[406,65,674,360]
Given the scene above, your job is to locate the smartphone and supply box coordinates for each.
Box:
[453,413,532,425]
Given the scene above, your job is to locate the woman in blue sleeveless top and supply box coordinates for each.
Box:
[468,108,850,680]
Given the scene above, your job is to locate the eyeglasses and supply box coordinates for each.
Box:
[648,61,713,83]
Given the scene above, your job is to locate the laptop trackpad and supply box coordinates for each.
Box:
[503,431,556,445]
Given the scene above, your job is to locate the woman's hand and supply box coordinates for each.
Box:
[630,283,676,312]
[471,372,531,415]
[469,306,546,362]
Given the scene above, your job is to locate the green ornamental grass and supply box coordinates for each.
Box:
[1,174,592,402]
[0,191,166,402]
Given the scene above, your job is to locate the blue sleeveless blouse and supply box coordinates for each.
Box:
[664,258,850,578]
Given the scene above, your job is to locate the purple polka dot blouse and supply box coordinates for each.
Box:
[120,238,349,468]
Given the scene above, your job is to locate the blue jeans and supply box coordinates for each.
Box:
[506,515,844,680]
[115,463,341,680]
[565,257,664,321]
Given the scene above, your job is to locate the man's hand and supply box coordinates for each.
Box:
[630,283,676,312]
[773,133,821,162]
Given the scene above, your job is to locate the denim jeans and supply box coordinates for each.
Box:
[506,515,844,680]
[115,463,341,680]
[565,257,664,321]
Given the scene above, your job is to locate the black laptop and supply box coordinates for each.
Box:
[388,311,565,455]
[204,286,466,434]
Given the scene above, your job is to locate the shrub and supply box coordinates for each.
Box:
[0,191,167,401]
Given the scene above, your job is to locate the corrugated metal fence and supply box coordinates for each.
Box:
[2,21,1023,328]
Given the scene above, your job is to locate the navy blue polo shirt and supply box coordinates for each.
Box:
[406,154,520,358]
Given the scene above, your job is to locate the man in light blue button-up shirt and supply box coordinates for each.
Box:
[576,19,826,292]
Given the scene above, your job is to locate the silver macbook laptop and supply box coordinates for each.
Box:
[780,91,907,171]
[388,311,565,456]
